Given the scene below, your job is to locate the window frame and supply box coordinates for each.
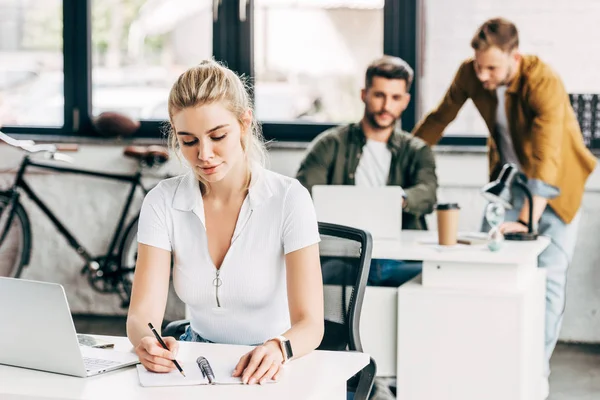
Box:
[1,0,85,136]
[1,0,487,148]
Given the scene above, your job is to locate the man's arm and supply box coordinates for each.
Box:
[296,133,337,194]
[412,61,472,146]
[516,76,565,225]
[402,145,438,216]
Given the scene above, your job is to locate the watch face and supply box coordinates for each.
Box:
[283,339,293,359]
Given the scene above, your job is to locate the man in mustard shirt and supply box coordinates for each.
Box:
[413,17,597,398]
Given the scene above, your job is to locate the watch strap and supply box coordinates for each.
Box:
[266,335,293,364]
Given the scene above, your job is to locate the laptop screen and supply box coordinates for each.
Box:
[312,185,403,240]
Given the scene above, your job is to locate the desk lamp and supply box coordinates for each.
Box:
[480,163,538,241]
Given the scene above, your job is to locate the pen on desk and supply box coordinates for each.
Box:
[196,356,216,384]
[147,322,185,377]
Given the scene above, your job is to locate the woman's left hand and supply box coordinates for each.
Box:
[232,340,284,385]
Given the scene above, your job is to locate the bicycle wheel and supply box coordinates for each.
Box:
[0,192,32,278]
[118,216,174,306]
[118,216,139,304]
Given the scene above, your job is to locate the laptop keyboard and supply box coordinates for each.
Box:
[83,357,120,370]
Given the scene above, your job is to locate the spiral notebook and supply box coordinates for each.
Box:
[137,359,242,387]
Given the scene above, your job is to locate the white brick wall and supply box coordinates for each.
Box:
[420,0,600,135]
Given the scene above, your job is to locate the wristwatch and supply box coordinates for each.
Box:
[268,336,294,364]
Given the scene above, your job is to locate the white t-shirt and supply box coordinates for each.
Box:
[355,139,392,187]
[495,86,522,169]
[137,167,320,345]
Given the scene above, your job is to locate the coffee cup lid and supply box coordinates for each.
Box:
[435,203,460,210]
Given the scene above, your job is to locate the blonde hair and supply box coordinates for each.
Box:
[471,17,519,53]
[167,59,267,192]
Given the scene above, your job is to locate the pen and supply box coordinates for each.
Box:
[148,322,185,377]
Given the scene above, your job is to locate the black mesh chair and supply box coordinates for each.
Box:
[317,222,376,399]
[162,222,376,399]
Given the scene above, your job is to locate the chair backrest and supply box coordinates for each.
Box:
[317,222,373,353]
[569,93,600,148]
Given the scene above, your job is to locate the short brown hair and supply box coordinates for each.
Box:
[365,56,414,91]
[471,18,519,52]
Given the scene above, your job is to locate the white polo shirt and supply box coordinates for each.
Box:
[137,167,320,345]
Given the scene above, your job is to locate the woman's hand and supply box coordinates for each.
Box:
[499,221,528,234]
[233,340,284,385]
[135,336,179,373]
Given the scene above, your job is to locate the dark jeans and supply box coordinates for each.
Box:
[367,259,422,287]
[322,258,422,288]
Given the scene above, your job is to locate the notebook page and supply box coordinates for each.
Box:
[137,362,206,387]
[136,358,274,386]
[209,358,242,385]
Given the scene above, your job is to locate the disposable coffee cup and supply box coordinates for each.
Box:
[436,203,460,245]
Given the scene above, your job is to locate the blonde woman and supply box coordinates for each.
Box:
[127,60,324,385]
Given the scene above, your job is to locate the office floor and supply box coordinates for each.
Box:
[73,315,600,399]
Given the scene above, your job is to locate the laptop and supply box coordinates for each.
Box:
[0,277,139,377]
[312,185,404,240]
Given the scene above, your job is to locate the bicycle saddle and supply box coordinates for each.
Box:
[123,145,170,166]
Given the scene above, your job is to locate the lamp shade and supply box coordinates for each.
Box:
[480,163,520,209]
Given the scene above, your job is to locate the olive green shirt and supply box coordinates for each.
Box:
[296,123,438,230]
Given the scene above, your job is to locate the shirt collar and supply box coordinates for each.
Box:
[172,164,273,213]
[506,58,526,94]
[246,165,273,209]
[350,122,405,150]
[172,170,200,212]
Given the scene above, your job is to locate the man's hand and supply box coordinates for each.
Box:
[499,221,528,234]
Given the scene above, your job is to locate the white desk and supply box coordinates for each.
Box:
[0,335,369,400]
[345,231,550,400]
[321,230,549,265]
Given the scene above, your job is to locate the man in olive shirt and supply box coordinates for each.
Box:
[413,18,596,398]
[297,55,437,400]
[297,56,438,287]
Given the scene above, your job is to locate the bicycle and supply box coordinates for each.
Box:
[0,130,170,307]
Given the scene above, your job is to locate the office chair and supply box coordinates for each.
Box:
[316,222,376,400]
[162,222,376,399]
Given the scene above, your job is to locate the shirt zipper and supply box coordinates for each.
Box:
[213,269,222,308]
[211,205,253,309]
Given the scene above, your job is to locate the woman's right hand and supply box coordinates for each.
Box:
[135,336,180,373]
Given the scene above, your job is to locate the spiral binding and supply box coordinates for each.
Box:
[196,356,216,384]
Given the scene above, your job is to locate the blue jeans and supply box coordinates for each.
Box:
[179,326,214,343]
[322,258,422,288]
[180,326,262,346]
[482,192,580,377]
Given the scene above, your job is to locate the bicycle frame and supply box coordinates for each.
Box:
[3,155,151,272]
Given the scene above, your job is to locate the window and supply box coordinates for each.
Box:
[3,0,408,142]
[91,0,213,121]
[253,0,384,123]
[419,0,600,137]
[0,0,63,127]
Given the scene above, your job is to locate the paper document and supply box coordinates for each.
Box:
[137,359,264,387]
[418,232,489,250]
